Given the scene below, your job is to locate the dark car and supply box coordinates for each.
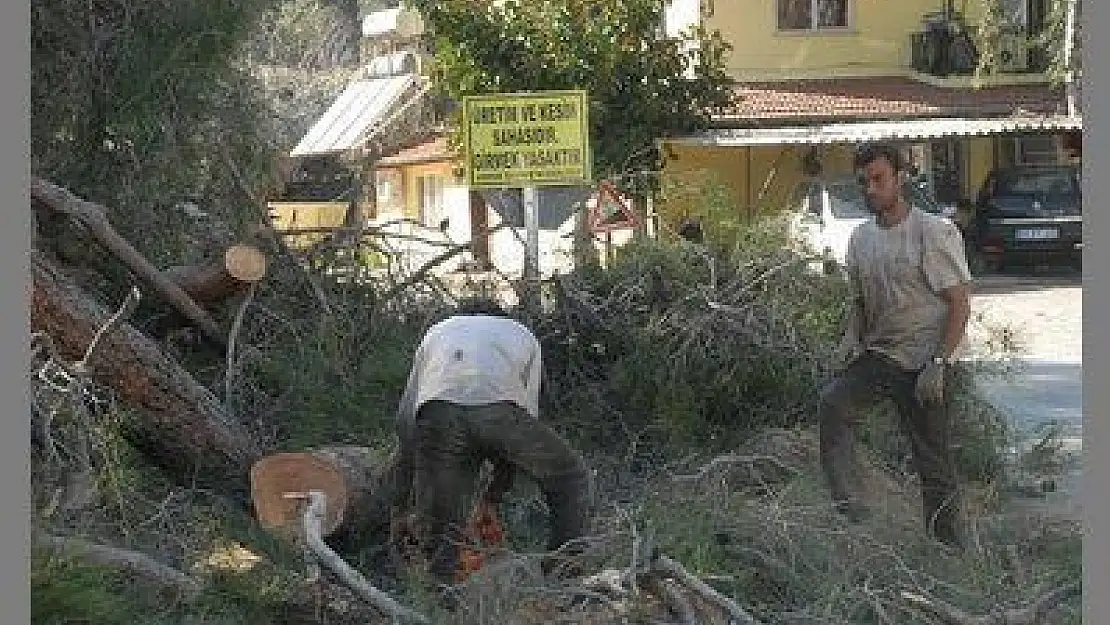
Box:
[969,164,1082,272]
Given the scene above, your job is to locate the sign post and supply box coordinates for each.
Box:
[521,186,539,284]
[460,91,591,310]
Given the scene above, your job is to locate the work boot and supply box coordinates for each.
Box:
[543,472,592,550]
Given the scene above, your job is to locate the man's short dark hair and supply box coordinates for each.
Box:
[677,217,704,243]
[452,295,510,318]
[854,143,905,173]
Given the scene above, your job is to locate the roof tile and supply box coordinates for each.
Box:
[713,77,1070,124]
[376,135,454,166]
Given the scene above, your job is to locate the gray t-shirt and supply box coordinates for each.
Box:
[845,207,972,370]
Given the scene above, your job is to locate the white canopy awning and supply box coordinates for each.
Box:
[670,115,1083,147]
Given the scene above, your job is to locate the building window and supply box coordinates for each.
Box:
[777,0,850,31]
[1014,135,1060,166]
[374,170,402,215]
[1062,131,1082,161]
[418,174,446,229]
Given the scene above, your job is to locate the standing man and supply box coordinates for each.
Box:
[391,297,593,585]
[820,143,973,548]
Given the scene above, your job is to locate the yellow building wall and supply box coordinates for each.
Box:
[659,135,1011,237]
[265,201,349,249]
[391,161,459,220]
[658,142,863,227]
[658,145,746,226]
[964,136,995,200]
[707,0,949,80]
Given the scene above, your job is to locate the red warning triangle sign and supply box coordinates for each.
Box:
[588,180,640,233]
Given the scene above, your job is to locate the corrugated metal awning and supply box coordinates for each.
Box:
[290,74,418,157]
[671,115,1083,147]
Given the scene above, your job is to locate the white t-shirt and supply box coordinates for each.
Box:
[395,314,542,437]
[845,207,972,370]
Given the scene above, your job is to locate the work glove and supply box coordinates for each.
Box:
[915,360,947,406]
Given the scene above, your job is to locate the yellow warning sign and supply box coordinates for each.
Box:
[461,91,592,189]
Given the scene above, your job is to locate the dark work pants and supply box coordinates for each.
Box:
[411,400,592,582]
[818,352,961,546]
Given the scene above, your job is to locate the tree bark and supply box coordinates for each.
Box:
[30,248,264,482]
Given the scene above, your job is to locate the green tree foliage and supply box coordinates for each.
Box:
[243,0,392,69]
[970,0,1080,84]
[32,0,283,266]
[405,0,736,178]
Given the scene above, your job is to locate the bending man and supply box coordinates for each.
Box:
[392,298,593,583]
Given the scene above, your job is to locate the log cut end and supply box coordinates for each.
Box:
[224,244,267,283]
[250,453,350,538]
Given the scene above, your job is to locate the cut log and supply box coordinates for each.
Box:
[30,177,228,347]
[250,446,404,542]
[30,247,264,481]
[163,244,268,306]
[250,452,349,539]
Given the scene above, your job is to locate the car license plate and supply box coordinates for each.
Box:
[1015,228,1059,240]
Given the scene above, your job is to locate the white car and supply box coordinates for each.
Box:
[787,177,957,274]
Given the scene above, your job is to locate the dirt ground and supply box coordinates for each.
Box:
[967,272,1083,364]
[964,270,1083,523]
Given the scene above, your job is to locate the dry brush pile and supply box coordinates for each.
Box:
[28,173,1080,625]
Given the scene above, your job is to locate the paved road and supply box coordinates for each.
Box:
[963,269,1082,519]
[966,270,1082,437]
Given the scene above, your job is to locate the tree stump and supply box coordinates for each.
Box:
[250,446,403,542]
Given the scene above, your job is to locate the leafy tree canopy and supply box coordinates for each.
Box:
[970,0,1080,85]
[406,0,737,180]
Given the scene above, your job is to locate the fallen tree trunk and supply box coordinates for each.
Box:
[163,244,268,306]
[250,446,405,542]
[30,177,228,347]
[30,247,264,482]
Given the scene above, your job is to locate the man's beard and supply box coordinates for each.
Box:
[864,194,896,215]
[864,195,882,214]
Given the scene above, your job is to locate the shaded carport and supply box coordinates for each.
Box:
[660,114,1083,218]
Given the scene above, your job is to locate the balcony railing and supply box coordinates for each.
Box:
[909,20,1049,77]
